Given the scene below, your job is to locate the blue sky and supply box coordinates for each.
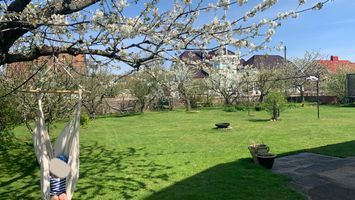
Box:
[257,0,355,61]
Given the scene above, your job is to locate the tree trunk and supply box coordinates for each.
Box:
[272,105,278,121]
[169,97,174,110]
[300,87,305,103]
[185,96,191,111]
[139,99,145,113]
[259,93,265,103]
[179,85,191,111]
[224,96,232,106]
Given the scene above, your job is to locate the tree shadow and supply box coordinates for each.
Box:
[3,137,355,199]
[145,140,355,200]
[144,158,302,200]
[278,140,355,158]
[75,142,173,199]
[247,118,270,122]
[0,141,174,199]
[0,141,39,199]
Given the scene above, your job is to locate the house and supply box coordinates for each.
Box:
[317,56,355,103]
[318,55,355,72]
[6,53,87,77]
[178,48,245,78]
[242,55,287,69]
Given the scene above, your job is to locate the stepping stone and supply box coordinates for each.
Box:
[272,153,355,200]
[318,166,355,190]
[309,183,355,200]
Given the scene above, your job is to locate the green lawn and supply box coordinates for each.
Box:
[1,105,355,199]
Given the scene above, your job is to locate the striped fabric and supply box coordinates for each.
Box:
[57,154,68,163]
[49,175,66,196]
[50,154,68,196]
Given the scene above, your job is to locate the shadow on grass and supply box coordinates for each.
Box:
[96,112,142,119]
[0,141,39,199]
[278,140,355,158]
[76,142,173,199]
[144,158,302,200]
[247,118,270,123]
[0,141,173,199]
[145,140,355,200]
[3,138,355,199]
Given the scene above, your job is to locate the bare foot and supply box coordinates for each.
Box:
[51,195,59,200]
[59,193,68,200]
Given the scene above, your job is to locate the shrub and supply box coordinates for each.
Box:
[254,103,263,111]
[80,113,90,126]
[203,96,213,107]
[264,91,287,121]
[223,105,237,112]
[286,103,299,109]
[235,104,247,111]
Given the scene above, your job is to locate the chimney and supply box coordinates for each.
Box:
[330,56,339,61]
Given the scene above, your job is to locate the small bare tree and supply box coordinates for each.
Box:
[287,51,327,102]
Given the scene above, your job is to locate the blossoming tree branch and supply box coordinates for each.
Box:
[0,0,330,68]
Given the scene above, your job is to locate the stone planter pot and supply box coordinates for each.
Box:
[248,144,269,164]
[257,153,277,169]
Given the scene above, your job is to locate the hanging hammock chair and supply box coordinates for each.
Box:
[33,89,82,200]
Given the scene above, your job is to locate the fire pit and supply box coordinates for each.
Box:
[215,123,230,129]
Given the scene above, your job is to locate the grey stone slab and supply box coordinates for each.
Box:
[287,160,314,166]
[272,163,298,170]
[272,153,355,200]
[308,183,355,200]
[295,164,343,175]
[318,166,355,190]
[276,171,304,178]
[292,175,330,190]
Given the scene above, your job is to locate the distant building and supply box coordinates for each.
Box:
[178,48,244,78]
[242,55,288,69]
[318,55,355,72]
[6,53,87,77]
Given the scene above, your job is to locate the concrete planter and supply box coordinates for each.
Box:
[257,153,277,169]
[248,144,269,164]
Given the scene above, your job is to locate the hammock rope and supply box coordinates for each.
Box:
[33,89,82,200]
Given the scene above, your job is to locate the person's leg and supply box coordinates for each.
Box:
[58,193,68,200]
[51,195,59,200]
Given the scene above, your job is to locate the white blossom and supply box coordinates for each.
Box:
[92,10,104,22]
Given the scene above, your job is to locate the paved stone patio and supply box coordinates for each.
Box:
[272,153,355,200]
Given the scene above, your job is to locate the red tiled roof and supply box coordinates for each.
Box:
[318,56,355,72]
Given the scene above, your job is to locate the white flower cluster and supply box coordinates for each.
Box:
[299,0,306,6]
[49,14,68,25]
[217,0,231,9]
[120,24,134,38]
[237,0,248,6]
[244,0,278,21]
[313,2,324,10]
[265,28,275,41]
[92,10,104,23]
[276,10,298,20]
[116,0,129,10]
